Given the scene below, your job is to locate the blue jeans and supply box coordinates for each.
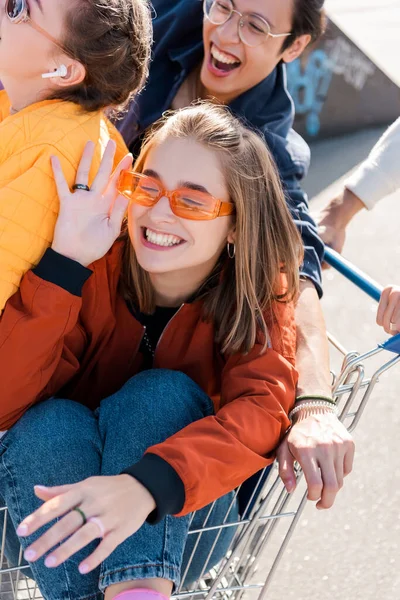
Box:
[0,370,238,600]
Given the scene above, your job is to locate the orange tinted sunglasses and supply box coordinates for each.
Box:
[118,171,236,221]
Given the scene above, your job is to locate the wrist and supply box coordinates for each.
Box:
[289,400,338,424]
[320,189,364,229]
[120,474,157,515]
[51,243,90,268]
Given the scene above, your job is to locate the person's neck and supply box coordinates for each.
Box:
[1,76,50,113]
[150,263,213,308]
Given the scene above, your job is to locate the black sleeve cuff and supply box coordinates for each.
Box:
[33,248,93,296]
[122,453,185,524]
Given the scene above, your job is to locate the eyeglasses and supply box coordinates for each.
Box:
[203,0,291,48]
[118,172,236,221]
[6,0,67,53]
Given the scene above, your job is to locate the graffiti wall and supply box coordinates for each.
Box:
[287,18,400,140]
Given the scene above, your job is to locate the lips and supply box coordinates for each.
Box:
[208,42,241,76]
[140,227,186,251]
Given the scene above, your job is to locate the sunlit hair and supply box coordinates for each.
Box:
[120,103,303,354]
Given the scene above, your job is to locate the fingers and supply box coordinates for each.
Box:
[105,153,133,204]
[109,195,129,234]
[42,520,104,570]
[277,441,297,493]
[51,156,71,201]
[298,455,324,502]
[376,287,389,328]
[343,441,355,477]
[78,533,120,574]
[34,484,75,501]
[75,141,96,188]
[91,140,117,194]
[17,490,80,537]
[377,286,400,334]
[23,509,83,563]
[316,462,339,510]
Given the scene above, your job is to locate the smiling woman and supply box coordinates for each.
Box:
[0,0,152,313]
[0,103,303,600]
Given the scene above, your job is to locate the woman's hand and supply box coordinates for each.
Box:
[377,285,400,334]
[16,475,156,574]
[277,411,355,509]
[51,140,132,267]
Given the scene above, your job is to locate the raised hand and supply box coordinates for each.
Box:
[51,140,132,267]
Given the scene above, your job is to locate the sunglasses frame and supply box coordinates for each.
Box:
[118,171,236,221]
[6,0,68,53]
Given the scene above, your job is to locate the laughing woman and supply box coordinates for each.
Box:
[0,104,301,600]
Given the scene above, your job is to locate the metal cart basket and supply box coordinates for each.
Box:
[1,248,399,600]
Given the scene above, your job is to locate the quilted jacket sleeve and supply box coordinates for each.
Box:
[0,146,78,312]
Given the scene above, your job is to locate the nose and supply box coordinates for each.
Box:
[216,11,241,45]
[148,195,176,224]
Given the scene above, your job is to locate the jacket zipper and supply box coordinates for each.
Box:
[153,304,185,362]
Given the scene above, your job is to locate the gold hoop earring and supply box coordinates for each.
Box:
[227,242,236,259]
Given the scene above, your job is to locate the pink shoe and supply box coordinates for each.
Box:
[113,589,170,600]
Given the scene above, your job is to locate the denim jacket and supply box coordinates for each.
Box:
[117,0,324,294]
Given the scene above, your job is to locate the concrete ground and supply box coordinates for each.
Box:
[257,5,400,598]
[261,127,400,600]
[260,1,400,592]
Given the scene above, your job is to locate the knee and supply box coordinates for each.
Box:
[3,399,97,460]
[100,370,213,432]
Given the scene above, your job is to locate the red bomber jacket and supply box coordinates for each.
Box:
[0,242,298,517]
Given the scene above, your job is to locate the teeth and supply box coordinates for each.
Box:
[211,45,240,65]
[145,228,182,247]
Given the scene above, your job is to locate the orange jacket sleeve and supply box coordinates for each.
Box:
[146,340,298,515]
[0,253,89,430]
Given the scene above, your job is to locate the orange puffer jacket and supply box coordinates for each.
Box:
[0,91,127,312]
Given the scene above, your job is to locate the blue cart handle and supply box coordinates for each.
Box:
[323,247,383,302]
[323,247,400,356]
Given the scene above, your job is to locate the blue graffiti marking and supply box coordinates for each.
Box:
[287,49,333,137]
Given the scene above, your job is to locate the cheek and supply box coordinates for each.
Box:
[202,18,216,45]
[128,204,147,240]
[243,47,275,82]
[191,219,230,256]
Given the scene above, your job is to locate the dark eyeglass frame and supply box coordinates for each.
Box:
[118,171,236,221]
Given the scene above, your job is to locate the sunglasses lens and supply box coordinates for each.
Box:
[6,0,24,19]
[175,190,215,220]
[118,173,160,206]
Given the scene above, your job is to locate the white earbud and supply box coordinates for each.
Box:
[41,64,68,79]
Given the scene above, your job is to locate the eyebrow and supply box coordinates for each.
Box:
[231,0,275,29]
[142,169,211,195]
[31,0,44,13]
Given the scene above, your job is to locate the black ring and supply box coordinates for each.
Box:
[73,507,87,526]
[72,184,90,192]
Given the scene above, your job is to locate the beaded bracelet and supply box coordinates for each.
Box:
[295,394,336,406]
[288,400,339,422]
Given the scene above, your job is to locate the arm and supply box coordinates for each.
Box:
[269,134,355,508]
[318,117,400,253]
[277,280,355,508]
[0,142,131,430]
[0,250,91,430]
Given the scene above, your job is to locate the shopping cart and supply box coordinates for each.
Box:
[1,248,399,600]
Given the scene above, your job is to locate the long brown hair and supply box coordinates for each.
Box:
[120,103,303,354]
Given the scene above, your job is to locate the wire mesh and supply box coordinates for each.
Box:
[1,343,398,600]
